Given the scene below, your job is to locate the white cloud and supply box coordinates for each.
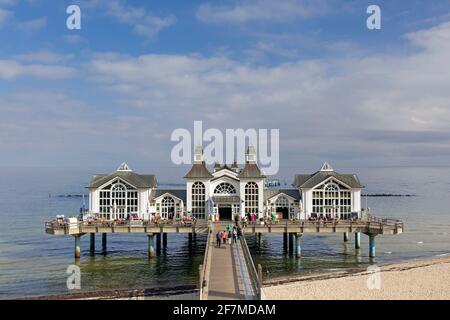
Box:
[106,0,176,38]
[197,0,330,23]
[83,21,450,166]
[3,21,450,168]
[15,16,46,31]
[0,59,75,79]
[78,0,176,39]
[0,0,16,6]
[0,8,12,28]
[14,50,74,64]
[62,34,86,45]
[0,2,46,32]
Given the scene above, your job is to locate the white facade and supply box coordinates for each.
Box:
[295,163,363,220]
[86,152,363,222]
[184,146,266,221]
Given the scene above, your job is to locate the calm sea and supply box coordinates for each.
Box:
[1,167,449,299]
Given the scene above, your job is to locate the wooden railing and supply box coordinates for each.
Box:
[243,218,403,234]
[45,220,207,229]
[240,233,263,299]
[199,223,213,300]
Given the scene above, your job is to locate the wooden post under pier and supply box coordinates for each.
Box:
[288,233,294,255]
[162,232,167,248]
[156,232,161,253]
[343,232,349,242]
[283,232,288,252]
[355,232,361,249]
[90,233,95,252]
[295,233,302,258]
[147,234,155,258]
[74,234,81,259]
[188,232,193,246]
[102,233,107,251]
[369,234,376,258]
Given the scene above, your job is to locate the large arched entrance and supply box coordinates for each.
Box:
[275,196,290,220]
[214,183,237,221]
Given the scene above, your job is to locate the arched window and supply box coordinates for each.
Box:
[111,184,126,213]
[99,179,138,220]
[245,182,259,214]
[214,183,236,195]
[192,182,206,220]
[161,196,175,219]
[323,183,339,214]
[312,180,351,219]
[275,196,289,208]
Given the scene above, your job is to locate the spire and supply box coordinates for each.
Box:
[117,162,132,172]
[246,145,256,163]
[194,145,204,164]
[320,162,334,172]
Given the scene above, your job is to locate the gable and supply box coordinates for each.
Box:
[153,190,187,203]
[87,171,157,189]
[294,171,362,189]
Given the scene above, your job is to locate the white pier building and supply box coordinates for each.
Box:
[87,146,362,222]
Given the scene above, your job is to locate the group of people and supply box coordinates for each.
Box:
[215,225,242,247]
[239,212,260,227]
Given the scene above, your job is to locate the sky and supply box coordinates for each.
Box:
[1,0,450,181]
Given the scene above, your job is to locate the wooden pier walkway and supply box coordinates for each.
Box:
[200,223,260,300]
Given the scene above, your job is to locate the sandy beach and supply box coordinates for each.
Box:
[264,256,450,300]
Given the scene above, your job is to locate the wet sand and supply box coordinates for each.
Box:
[264,256,450,300]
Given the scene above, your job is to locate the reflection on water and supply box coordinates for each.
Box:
[1,167,450,298]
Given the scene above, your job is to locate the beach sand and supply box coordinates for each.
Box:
[264,256,450,300]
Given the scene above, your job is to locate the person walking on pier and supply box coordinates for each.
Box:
[232,228,237,243]
[222,230,227,244]
[216,231,222,247]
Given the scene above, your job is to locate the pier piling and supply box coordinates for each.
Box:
[101,233,107,251]
[162,232,167,248]
[283,232,288,252]
[257,232,262,246]
[288,233,294,255]
[295,233,302,258]
[369,235,376,258]
[147,234,155,258]
[90,233,95,252]
[74,234,81,259]
[355,232,361,250]
[156,233,161,253]
[343,232,349,242]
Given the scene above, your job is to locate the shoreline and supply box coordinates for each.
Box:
[12,256,450,300]
[264,256,450,300]
[17,285,198,301]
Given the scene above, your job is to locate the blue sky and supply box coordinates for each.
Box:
[1,0,450,181]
